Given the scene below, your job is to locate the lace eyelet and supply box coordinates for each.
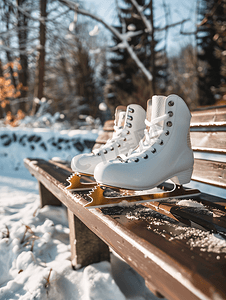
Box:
[159,140,164,145]
[168,101,174,107]
[126,122,132,128]
[127,130,130,135]
[117,144,121,147]
[167,121,172,127]
[103,150,107,154]
[143,154,148,159]
[110,147,114,151]
[127,115,133,121]
[165,130,170,136]
[97,152,101,156]
[134,158,139,162]
[168,111,173,117]
[151,148,156,154]
[128,107,134,113]
[123,138,127,141]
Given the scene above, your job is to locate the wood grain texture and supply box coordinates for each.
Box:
[192,159,226,189]
[24,158,226,300]
[39,182,61,207]
[191,131,226,153]
[102,120,114,131]
[191,106,226,127]
[68,209,110,269]
[95,131,113,144]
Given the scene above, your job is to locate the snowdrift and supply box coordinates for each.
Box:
[0,127,98,171]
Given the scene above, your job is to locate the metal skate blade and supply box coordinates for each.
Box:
[84,184,201,209]
[66,173,96,191]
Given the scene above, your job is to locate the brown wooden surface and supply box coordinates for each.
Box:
[95,131,113,145]
[39,182,62,207]
[24,158,226,300]
[191,131,226,153]
[192,159,226,189]
[102,120,114,131]
[191,106,226,127]
[68,209,110,269]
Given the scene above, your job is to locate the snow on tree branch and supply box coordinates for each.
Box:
[6,0,45,25]
[129,0,189,34]
[157,19,190,32]
[59,0,153,81]
[129,0,152,33]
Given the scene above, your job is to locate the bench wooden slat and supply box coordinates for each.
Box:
[191,131,226,153]
[24,158,226,300]
[24,104,226,300]
[192,159,226,189]
[103,120,115,131]
[95,131,113,145]
[191,106,226,127]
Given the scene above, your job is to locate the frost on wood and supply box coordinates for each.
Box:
[126,204,226,255]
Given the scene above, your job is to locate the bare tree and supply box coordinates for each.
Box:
[32,0,47,115]
[17,0,29,112]
[167,45,199,110]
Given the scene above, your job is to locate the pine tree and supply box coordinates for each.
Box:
[75,42,98,118]
[197,0,222,106]
[212,0,226,99]
[105,0,167,113]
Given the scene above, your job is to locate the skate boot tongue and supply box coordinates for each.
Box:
[146,98,152,123]
[113,106,126,138]
[151,95,167,127]
[141,95,167,149]
[115,106,126,128]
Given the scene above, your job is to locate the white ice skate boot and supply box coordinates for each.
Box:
[70,104,146,179]
[94,94,194,190]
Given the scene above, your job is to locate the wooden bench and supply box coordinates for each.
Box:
[24,105,226,300]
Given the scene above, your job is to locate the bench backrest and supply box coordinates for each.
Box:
[190,106,226,193]
[93,105,226,196]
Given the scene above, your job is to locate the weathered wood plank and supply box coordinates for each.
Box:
[67,209,110,269]
[95,131,113,144]
[191,107,226,127]
[103,120,114,131]
[39,182,61,207]
[192,159,226,189]
[191,131,226,153]
[24,158,226,300]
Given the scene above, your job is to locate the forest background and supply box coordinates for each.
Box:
[0,0,226,128]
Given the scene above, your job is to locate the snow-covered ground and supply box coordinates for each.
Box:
[0,126,158,300]
[1,125,226,300]
[0,127,98,171]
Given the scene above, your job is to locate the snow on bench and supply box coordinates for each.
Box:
[24,105,226,300]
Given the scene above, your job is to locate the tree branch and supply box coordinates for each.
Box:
[129,0,152,33]
[59,0,153,81]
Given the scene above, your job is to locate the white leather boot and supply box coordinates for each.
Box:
[71,104,146,175]
[94,94,194,189]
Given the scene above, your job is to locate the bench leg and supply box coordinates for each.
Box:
[67,209,110,269]
[39,182,62,207]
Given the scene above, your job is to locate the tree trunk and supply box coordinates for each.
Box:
[4,1,17,90]
[60,56,73,93]
[0,60,3,119]
[150,0,156,95]
[17,0,29,112]
[0,59,3,77]
[32,0,47,115]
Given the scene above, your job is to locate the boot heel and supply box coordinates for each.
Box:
[171,168,193,185]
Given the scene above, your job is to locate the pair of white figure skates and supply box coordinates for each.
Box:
[67,94,200,208]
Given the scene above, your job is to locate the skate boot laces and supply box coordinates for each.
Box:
[142,113,169,149]
[119,113,169,162]
[92,121,129,156]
